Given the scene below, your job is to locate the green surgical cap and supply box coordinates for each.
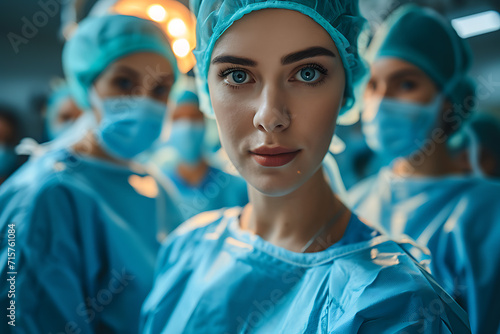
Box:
[190,0,368,116]
[374,5,475,105]
[63,15,178,110]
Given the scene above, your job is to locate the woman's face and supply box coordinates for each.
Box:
[207,9,346,196]
[93,52,175,120]
[362,58,439,121]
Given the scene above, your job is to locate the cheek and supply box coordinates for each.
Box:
[211,89,250,152]
[291,95,339,160]
[291,86,341,131]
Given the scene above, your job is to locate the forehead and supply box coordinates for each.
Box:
[370,57,430,80]
[213,8,337,59]
[108,52,173,75]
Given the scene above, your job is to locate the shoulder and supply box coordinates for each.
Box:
[439,177,500,234]
[1,149,91,205]
[0,149,99,237]
[329,239,469,332]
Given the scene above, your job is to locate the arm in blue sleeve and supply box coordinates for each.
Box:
[15,183,98,334]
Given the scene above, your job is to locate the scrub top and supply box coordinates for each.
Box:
[0,147,183,333]
[348,168,500,333]
[141,207,470,333]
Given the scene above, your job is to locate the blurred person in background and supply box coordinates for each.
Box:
[0,14,183,333]
[347,5,500,333]
[0,106,25,185]
[44,81,84,141]
[156,90,248,220]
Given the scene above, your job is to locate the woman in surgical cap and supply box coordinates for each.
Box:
[140,1,470,333]
[348,5,500,333]
[44,82,83,141]
[0,14,183,333]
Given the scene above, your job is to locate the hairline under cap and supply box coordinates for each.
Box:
[198,2,355,108]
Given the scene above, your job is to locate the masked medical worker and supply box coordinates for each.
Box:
[158,90,248,220]
[0,14,184,333]
[44,82,84,141]
[347,5,500,333]
[140,1,470,333]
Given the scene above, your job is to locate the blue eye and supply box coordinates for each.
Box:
[230,70,248,84]
[296,67,321,82]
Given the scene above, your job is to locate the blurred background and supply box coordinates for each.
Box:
[0,0,499,142]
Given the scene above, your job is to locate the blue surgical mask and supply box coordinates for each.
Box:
[90,90,167,160]
[362,94,444,162]
[0,144,17,177]
[168,120,205,166]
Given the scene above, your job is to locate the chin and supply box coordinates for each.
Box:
[246,172,308,198]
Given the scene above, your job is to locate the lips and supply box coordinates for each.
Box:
[250,146,300,167]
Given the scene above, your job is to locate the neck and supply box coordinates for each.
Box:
[392,141,463,177]
[240,167,350,253]
[177,160,208,186]
[71,131,128,166]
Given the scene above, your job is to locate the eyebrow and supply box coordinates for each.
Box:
[112,65,174,83]
[211,46,336,67]
[111,65,139,78]
[211,55,257,66]
[388,69,425,81]
[281,47,336,65]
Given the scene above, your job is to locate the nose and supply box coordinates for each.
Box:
[131,85,149,98]
[253,85,291,133]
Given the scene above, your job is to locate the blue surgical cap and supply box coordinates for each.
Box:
[46,83,72,120]
[63,15,178,110]
[176,90,200,107]
[190,0,368,116]
[374,5,474,106]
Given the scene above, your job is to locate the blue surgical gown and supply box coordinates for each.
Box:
[140,207,470,333]
[0,147,183,333]
[348,168,500,333]
[165,166,248,220]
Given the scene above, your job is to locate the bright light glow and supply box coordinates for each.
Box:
[172,39,191,57]
[147,4,167,22]
[168,18,187,37]
[452,10,500,38]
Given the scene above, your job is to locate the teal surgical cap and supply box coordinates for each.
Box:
[176,90,200,107]
[374,5,475,106]
[63,15,178,110]
[190,0,368,116]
